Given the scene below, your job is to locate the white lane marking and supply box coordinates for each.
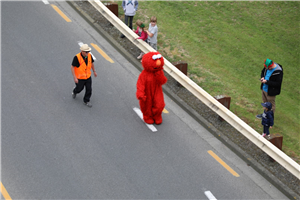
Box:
[133,107,157,132]
[205,191,217,200]
[78,41,97,61]
[42,0,49,4]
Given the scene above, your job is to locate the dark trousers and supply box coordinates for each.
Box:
[73,77,92,103]
[263,126,270,135]
[124,15,134,29]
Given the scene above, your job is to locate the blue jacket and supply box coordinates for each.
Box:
[261,110,274,127]
[260,63,283,96]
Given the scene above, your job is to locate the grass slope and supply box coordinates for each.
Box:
[118,1,300,162]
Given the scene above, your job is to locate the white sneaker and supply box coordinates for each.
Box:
[137,53,144,59]
[261,133,266,137]
[83,102,92,107]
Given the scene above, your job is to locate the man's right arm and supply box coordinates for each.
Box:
[71,66,78,83]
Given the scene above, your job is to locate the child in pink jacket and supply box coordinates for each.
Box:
[133,20,148,59]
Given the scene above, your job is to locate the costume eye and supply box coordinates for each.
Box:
[152,54,162,60]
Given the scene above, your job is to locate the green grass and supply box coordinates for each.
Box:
[117,1,300,162]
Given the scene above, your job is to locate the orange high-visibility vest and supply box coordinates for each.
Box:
[74,53,92,79]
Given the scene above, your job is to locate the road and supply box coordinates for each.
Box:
[1,1,288,199]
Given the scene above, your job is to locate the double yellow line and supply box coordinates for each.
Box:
[1,182,12,200]
[51,4,71,22]
[208,150,240,177]
[90,43,114,63]
[50,5,115,64]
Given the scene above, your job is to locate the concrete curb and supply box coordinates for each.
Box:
[67,2,299,199]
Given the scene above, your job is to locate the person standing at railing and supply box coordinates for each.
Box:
[120,0,139,38]
[133,20,148,59]
[145,16,158,51]
[256,58,283,119]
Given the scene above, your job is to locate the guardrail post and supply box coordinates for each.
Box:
[104,2,118,17]
[172,61,188,87]
[214,95,231,121]
[267,133,283,162]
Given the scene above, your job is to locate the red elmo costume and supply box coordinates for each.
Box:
[136,52,167,125]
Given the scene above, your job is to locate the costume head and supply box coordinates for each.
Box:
[264,58,274,69]
[261,102,272,110]
[141,52,164,72]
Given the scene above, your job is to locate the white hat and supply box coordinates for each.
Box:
[80,44,92,51]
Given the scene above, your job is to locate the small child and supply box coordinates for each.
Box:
[146,16,158,51]
[261,102,274,138]
[133,20,148,59]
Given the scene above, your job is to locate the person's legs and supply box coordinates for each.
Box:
[73,79,85,95]
[265,126,270,135]
[137,52,144,59]
[148,42,157,51]
[120,15,129,38]
[257,90,276,118]
[262,126,267,137]
[124,15,129,26]
[128,16,133,29]
[262,90,268,103]
[267,96,276,115]
[262,90,276,114]
[83,77,92,103]
[140,100,154,124]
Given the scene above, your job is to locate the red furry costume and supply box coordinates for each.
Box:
[136,52,167,125]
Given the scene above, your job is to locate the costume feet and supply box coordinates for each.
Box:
[143,116,154,124]
[144,118,154,124]
[154,115,163,125]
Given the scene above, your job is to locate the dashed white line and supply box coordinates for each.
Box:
[133,107,157,132]
[42,0,49,4]
[205,191,217,200]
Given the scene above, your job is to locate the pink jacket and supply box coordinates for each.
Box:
[135,27,148,41]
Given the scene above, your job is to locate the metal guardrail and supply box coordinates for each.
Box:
[89,0,300,179]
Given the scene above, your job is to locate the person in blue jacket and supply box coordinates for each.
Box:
[120,0,139,38]
[261,102,274,138]
[256,58,283,119]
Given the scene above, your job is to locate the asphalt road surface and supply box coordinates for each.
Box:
[1,1,288,199]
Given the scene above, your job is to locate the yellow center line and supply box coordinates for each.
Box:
[208,150,240,177]
[1,182,12,200]
[51,4,71,22]
[90,43,114,63]
[163,108,169,113]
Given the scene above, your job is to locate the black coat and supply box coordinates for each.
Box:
[260,63,283,96]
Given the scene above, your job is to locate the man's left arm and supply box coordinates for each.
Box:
[91,63,97,77]
[265,72,283,87]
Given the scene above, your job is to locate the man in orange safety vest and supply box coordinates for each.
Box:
[71,44,97,107]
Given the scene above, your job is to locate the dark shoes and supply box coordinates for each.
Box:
[120,34,125,38]
[84,102,92,108]
[72,92,76,99]
[72,91,92,107]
